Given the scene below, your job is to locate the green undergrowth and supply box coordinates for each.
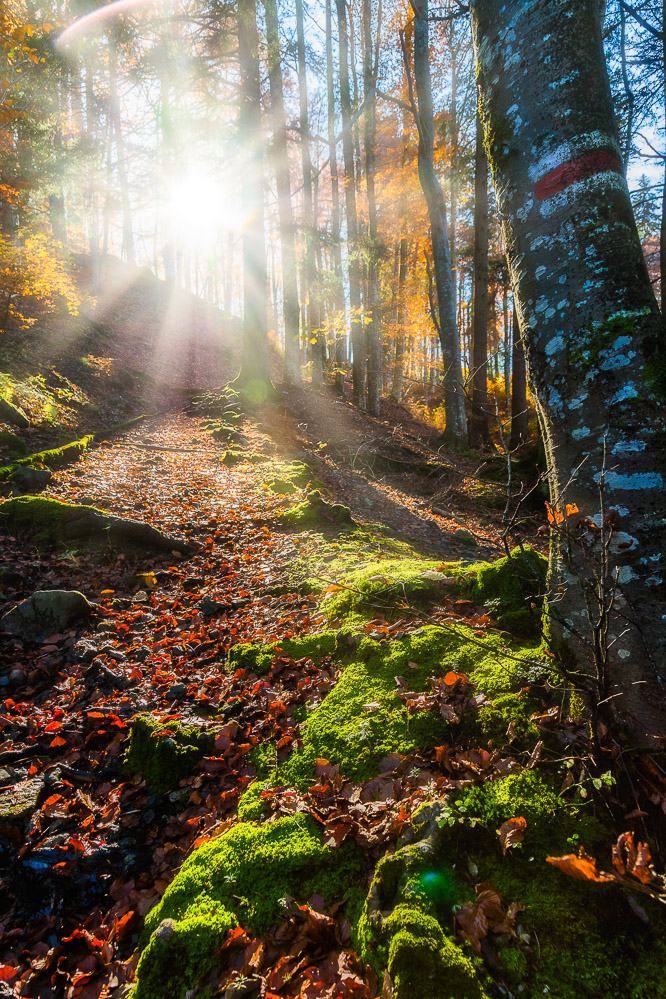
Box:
[124,715,213,794]
[133,815,364,999]
[358,767,666,998]
[0,370,91,426]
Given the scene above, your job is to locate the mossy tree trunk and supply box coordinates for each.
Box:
[471,0,666,744]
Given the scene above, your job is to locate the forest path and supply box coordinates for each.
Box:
[2,405,483,997]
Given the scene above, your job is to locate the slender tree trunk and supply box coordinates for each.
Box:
[470,109,490,446]
[392,237,408,401]
[410,0,466,445]
[236,0,270,391]
[264,0,301,384]
[363,0,381,416]
[336,0,365,407]
[502,270,511,410]
[472,0,666,744]
[449,48,458,307]
[295,0,322,387]
[108,33,134,266]
[326,0,347,391]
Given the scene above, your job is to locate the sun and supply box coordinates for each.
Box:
[163,169,243,253]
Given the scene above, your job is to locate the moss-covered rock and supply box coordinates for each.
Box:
[0,495,192,554]
[0,395,29,428]
[278,490,356,528]
[124,715,213,794]
[468,545,547,639]
[220,449,268,467]
[133,815,363,999]
[0,589,93,640]
[321,557,461,621]
[0,430,27,457]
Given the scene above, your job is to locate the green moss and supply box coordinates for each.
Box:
[0,434,95,483]
[321,557,461,620]
[280,627,514,785]
[133,815,363,999]
[0,495,101,545]
[469,545,547,638]
[0,431,27,457]
[228,632,337,677]
[220,449,268,467]
[386,905,487,999]
[236,780,270,821]
[124,716,212,794]
[278,490,356,529]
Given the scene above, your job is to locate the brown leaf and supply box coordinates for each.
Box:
[497,816,527,855]
[546,849,614,882]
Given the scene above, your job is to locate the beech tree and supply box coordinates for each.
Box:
[471,0,666,744]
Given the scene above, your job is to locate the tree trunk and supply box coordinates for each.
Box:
[326,0,347,391]
[661,0,666,315]
[470,109,490,447]
[236,0,271,393]
[336,0,365,407]
[392,237,408,401]
[264,0,301,384]
[108,33,134,266]
[472,0,666,744]
[295,0,322,387]
[410,0,466,446]
[363,0,381,416]
[502,269,510,411]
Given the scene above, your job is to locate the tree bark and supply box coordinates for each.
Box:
[336,0,366,407]
[391,236,409,401]
[108,32,134,266]
[295,0,322,387]
[410,0,467,446]
[264,0,301,384]
[326,0,347,391]
[472,0,666,744]
[363,0,381,417]
[236,0,271,392]
[470,109,490,447]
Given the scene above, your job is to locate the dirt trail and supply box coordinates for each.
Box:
[0,407,521,996]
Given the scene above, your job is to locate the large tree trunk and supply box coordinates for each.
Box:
[336,0,366,408]
[236,0,271,392]
[264,0,301,384]
[410,0,467,446]
[470,109,490,447]
[471,0,666,744]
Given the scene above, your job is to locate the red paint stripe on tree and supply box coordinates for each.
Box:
[534,149,623,200]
